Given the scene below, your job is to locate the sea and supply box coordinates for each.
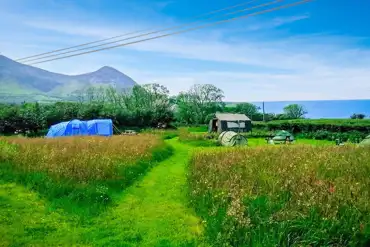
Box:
[249,99,370,119]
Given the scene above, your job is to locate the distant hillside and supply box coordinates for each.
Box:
[0,55,137,103]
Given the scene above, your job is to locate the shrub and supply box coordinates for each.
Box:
[253,119,370,133]
[189,145,370,246]
[254,120,370,142]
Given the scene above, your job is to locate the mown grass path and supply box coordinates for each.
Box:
[0,139,208,247]
[87,139,207,247]
[0,183,85,247]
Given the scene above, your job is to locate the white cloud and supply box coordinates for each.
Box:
[1,1,369,102]
[144,68,370,102]
[246,14,310,31]
[24,20,131,38]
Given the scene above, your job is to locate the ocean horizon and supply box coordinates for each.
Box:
[229,99,370,119]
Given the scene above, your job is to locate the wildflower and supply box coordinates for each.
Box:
[314,180,323,186]
[329,185,335,194]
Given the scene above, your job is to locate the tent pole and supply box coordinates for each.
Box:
[113,124,122,134]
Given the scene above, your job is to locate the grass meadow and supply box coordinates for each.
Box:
[189,145,370,246]
[0,135,172,217]
[1,128,370,246]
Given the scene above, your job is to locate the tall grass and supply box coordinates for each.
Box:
[189,145,370,246]
[178,129,219,147]
[0,135,172,216]
[142,129,179,140]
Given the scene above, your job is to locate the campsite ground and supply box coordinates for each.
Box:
[0,137,211,246]
[0,132,366,246]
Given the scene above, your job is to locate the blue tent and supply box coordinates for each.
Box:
[46,119,113,138]
[86,119,113,136]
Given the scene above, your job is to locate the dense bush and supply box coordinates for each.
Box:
[189,146,370,246]
[0,102,174,136]
[253,119,370,133]
[297,130,366,143]
[0,135,172,216]
[253,119,370,142]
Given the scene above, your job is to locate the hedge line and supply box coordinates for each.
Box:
[253,119,370,134]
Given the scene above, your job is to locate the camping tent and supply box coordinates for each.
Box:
[46,119,88,138]
[46,119,113,138]
[359,135,370,147]
[86,119,113,136]
[272,130,295,144]
[218,131,247,146]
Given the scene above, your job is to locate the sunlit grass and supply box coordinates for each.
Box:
[1,135,159,182]
[0,139,205,247]
[0,135,172,216]
[189,145,370,246]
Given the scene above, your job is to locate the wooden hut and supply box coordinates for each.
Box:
[208,113,252,133]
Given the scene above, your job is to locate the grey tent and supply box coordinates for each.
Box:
[359,135,370,147]
[218,131,247,147]
[209,113,252,134]
[272,130,295,144]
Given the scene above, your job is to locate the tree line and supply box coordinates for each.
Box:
[0,82,319,136]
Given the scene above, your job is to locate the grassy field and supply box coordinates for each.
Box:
[0,130,369,246]
[189,145,370,246]
[0,135,172,216]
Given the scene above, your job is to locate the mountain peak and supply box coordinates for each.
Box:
[0,55,137,103]
[76,65,137,88]
[97,66,118,72]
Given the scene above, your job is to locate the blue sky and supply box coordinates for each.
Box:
[1,0,369,101]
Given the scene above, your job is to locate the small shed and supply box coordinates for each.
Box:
[209,113,252,133]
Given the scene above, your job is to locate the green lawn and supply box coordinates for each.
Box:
[0,183,82,246]
[83,139,207,247]
[0,139,208,247]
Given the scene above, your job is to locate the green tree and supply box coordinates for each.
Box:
[235,103,261,120]
[283,104,307,119]
[350,113,366,119]
[108,83,174,127]
[141,84,173,127]
[175,84,224,124]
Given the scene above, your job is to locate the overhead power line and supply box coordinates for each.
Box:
[17,0,261,62]
[22,0,281,63]
[30,0,312,65]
